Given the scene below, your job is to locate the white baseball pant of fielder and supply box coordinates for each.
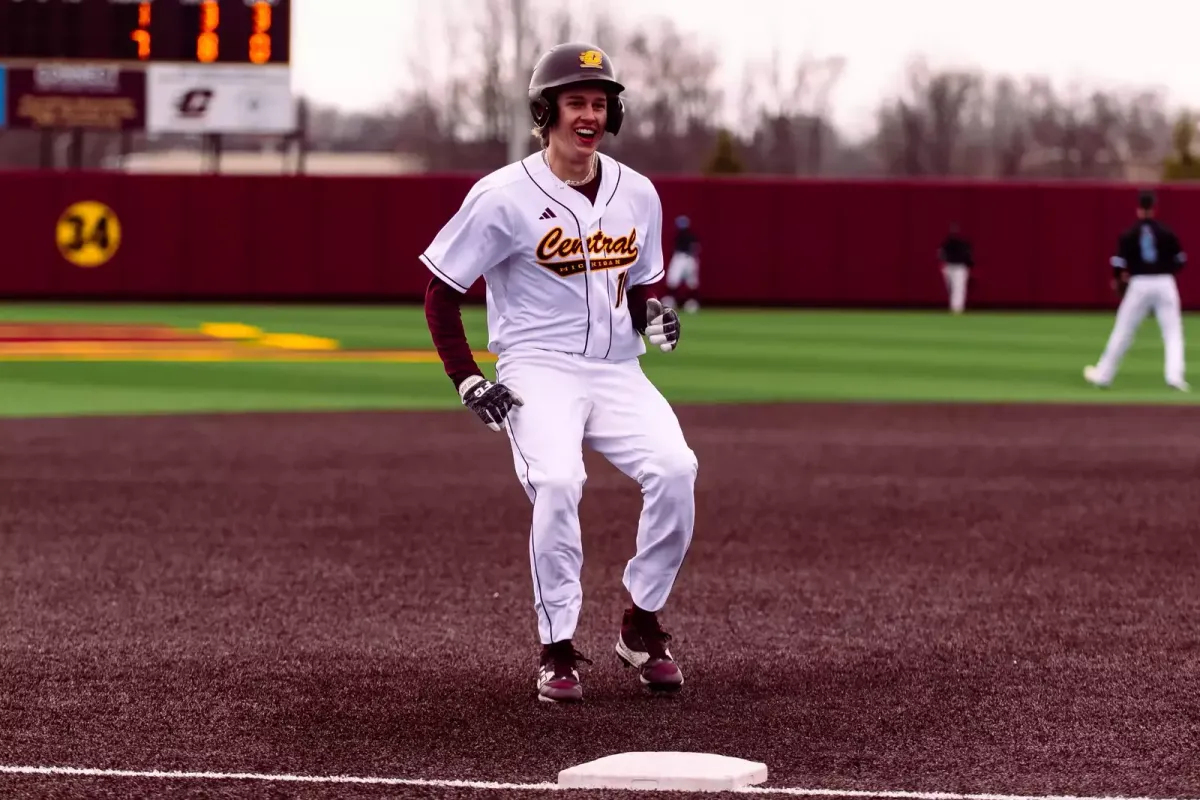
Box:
[666,252,700,292]
[420,150,699,645]
[1088,274,1186,387]
[941,264,969,314]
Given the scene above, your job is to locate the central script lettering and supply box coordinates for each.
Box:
[535,227,640,277]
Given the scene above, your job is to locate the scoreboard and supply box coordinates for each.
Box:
[0,0,291,66]
[0,0,296,135]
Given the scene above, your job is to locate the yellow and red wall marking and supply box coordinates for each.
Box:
[0,322,496,363]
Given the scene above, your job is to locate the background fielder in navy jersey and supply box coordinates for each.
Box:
[663,215,701,312]
[938,223,974,315]
[1085,189,1189,391]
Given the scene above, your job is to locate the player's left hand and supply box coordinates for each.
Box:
[645,298,680,352]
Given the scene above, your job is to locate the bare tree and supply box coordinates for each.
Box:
[874,99,925,175]
[1031,79,1082,176]
[873,57,984,176]
[925,66,982,174]
[737,50,845,175]
[986,76,1031,177]
[475,0,509,145]
[1124,89,1172,168]
[1077,90,1124,177]
[309,8,1187,182]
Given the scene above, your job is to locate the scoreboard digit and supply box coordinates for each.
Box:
[131,4,152,60]
[195,1,220,63]
[0,0,292,66]
[249,1,272,64]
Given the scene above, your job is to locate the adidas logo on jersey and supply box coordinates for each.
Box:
[538,208,557,220]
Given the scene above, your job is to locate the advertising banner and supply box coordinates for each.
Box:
[146,65,295,135]
[4,64,146,130]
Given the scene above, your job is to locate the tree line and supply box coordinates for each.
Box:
[308,0,1200,181]
[2,1,1198,181]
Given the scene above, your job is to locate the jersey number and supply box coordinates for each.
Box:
[1140,225,1158,264]
[615,271,629,308]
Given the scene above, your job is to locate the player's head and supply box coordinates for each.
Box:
[528,43,625,154]
[676,216,690,229]
[1137,189,1157,218]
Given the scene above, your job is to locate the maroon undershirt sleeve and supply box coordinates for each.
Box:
[627,281,660,334]
[424,276,483,389]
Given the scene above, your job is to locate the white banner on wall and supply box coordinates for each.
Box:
[146,65,295,135]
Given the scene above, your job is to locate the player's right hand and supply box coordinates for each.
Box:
[458,375,524,432]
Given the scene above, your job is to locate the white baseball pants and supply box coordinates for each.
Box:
[942,264,969,313]
[496,348,698,645]
[1091,274,1186,386]
[666,253,700,290]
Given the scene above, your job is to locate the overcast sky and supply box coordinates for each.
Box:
[291,0,1200,136]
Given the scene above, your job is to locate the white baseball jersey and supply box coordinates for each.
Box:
[419,151,665,361]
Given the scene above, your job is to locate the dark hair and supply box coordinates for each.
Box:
[1138,189,1157,210]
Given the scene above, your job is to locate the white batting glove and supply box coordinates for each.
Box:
[645,298,681,352]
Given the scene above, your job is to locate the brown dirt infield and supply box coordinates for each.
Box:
[0,402,1197,800]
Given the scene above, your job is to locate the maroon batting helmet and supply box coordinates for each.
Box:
[528,42,625,136]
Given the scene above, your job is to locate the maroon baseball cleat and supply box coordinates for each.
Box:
[537,640,591,703]
[615,606,684,692]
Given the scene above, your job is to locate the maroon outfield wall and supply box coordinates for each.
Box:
[1,170,1197,308]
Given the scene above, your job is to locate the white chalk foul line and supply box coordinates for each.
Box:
[0,765,557,791]
[0,765,1195,800]
[735,790,1196,800]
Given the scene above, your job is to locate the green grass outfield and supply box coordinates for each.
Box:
[0,303,1195,418]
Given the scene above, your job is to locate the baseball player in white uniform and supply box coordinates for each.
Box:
[663,215,701,312]
[1084,190,1189,391]
[937,223,974,315]
[419,42,698,704]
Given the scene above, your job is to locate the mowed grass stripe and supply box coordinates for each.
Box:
[0,305,1195,417]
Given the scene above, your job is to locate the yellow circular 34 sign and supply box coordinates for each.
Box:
[56,201,122,268]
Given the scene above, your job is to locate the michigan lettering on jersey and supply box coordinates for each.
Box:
[536,226,640,277]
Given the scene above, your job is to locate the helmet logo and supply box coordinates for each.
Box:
[579,50,604,69]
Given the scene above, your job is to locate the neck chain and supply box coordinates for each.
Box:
[544,149,596,186]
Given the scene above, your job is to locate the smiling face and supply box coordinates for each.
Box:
[548,85,608,160]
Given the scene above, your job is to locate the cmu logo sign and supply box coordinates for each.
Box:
[579,50,604,69]
[175,88,214,118]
